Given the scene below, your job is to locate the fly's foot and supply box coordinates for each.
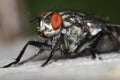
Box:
[91,52,102,60]
[1,60,19,68]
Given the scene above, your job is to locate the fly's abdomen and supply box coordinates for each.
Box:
[95,35,119,53]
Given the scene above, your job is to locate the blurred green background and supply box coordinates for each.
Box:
[25,0,120,34]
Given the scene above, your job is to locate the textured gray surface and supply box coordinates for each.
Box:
[0,38,120,80]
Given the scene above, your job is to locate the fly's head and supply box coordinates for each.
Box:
[36,12,63,38]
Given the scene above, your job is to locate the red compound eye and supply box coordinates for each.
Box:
[50,12,63,30]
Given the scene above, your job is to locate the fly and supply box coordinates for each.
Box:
[2,11,120,68]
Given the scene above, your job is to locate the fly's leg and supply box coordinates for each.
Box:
[41,34,63,67]
[41,39,60,67]
[89,32,105,59]
[41,51,53,67]
[18,48,44,66]
[2,41,51,68]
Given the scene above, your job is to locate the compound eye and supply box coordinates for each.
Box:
[50,12,63,30]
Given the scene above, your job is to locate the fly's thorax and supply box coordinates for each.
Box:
[61,25,86,53]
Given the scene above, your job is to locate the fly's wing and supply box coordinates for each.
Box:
[85,14,120,52]
[95,34,119,53]
[87,14,120,37]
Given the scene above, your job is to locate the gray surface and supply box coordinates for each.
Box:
[0,38,120,80]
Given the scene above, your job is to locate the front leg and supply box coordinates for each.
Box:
[41,34,64,67]
[2,40,51,68]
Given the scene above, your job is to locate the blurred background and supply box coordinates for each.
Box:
[0,0,120,80]
[0,0,120,43]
